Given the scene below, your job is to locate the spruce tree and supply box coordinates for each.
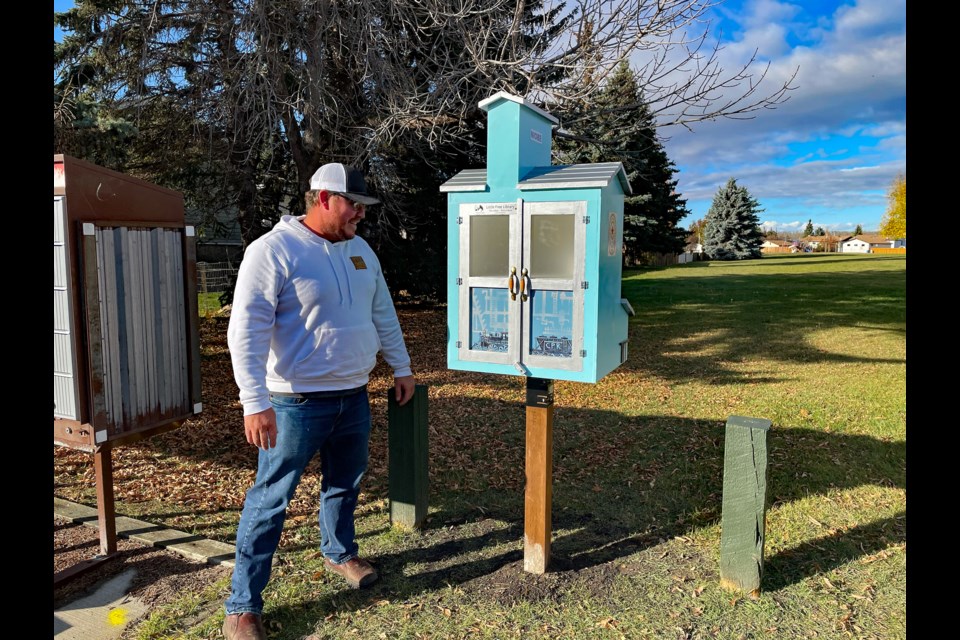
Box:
[803,219,814,236]
[554,61,690,263]
[854,224,863,235]
[702,178,764,260]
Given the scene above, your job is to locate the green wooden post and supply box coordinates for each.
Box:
[719,415,771,598]
[388,384,429,529]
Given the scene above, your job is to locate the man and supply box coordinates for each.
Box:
[222,163,416,640]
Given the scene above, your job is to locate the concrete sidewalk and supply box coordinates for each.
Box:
[54,498,235,639]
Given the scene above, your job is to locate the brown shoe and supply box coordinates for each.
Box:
[222,612,266,640]
[324,556,379,589]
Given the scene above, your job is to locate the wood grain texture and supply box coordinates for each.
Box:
[524,404,553,574]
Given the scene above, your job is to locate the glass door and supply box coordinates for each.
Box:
[457,201,521,365]
[458,199,586,374]
[521,201,585,372]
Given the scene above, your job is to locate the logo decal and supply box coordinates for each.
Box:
[350,256,367,270]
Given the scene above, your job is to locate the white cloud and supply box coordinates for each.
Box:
[834,0,906,35]
[653,0,905,229]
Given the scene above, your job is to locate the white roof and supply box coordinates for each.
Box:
[477,91,559,125]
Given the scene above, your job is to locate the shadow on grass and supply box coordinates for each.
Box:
[56,389,904,633]
[620,264,906,385]
[251,402,904,638]
[52,255,904,637]
[261,504,908,639]
[763,510,906,592]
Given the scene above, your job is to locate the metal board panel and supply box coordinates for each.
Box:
[163,229,188,413]
[53,289,71,330]
[54,333,74,372]
[54,245,68,288]
[53,196,80,420]
[53,376,77,419]
[92,225,191,430]
[518,163,631,193]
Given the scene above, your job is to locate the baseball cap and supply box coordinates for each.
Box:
[309,163,380,205]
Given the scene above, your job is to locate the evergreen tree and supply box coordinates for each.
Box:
[814,226,826,236]
[55,1,795,300]
[554,61,690,263]
[803,219,814,236]
[854,224,863,235]
[702,178,764,260]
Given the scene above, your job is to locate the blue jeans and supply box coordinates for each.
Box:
[225,387,372,615]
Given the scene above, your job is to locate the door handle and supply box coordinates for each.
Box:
[521,268,531,302]
[508,267,520,301]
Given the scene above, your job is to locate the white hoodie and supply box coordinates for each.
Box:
[228,215,413,415]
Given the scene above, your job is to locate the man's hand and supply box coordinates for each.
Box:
[394,375,416,406]
[244,408,278,450]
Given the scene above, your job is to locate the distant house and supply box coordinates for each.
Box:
[800,235,850,252]
[760,239,793,254]
[839,234,905,253]
[684,234,704,254]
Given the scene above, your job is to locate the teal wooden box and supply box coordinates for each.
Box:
[441,92,633,383]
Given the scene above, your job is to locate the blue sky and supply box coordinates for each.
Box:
[55,0,905,233]
[655,0,906,233]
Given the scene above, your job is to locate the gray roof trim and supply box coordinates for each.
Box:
[439,169,488,192]
[518,162,632,195]
[439,162,633,194]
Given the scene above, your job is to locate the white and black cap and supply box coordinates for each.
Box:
[309,163,380,205]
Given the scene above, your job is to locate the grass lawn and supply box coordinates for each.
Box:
[54,252,906,639]
[198,292,226,317]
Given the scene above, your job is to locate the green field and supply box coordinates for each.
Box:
[198,292,225,317]
[56,253,906,639]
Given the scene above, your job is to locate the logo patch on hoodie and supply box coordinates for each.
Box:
[350,256,367,270]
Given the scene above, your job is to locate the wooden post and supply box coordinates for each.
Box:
[524,378,554,574]
[719,415,771,597]
[388,384,429,529]
[93,444,117,556]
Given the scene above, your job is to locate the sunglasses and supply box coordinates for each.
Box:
[330,192,366,212]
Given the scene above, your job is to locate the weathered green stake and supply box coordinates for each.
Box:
[719,415,771,598]
[387,384,429,529]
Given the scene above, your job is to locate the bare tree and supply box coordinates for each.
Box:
[55,0,796,251]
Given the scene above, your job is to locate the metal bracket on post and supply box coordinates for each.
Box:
[524,377,554,574]
[525,377,554,407]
